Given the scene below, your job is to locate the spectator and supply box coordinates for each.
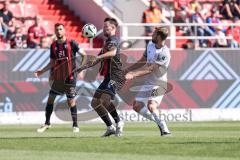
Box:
[174,0,191,22]
[191,5,214,47]
[6,17,17,40]
[0,1,13,39]
[142,0,169,45]
[220,0,240,20]
[189,0,201,15]
[226,23,240,47]
[40,37,50,48]
[206,7,221,33]
[27,16,46,48]
[0,18,5,39]
[214,25,228,47]
[174,0,192,35]
[10,25,27,49]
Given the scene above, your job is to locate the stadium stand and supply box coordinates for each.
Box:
[0,0,102,49]
[0,0,239,49]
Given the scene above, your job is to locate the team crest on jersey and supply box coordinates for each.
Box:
[157,54,165,62]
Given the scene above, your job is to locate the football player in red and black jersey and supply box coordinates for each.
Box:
[34,23,87,133]
[78,17,125,137]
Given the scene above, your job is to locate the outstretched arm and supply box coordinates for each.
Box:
[34,59,55,77]
[96,49,117,61]
[77,48,87,67]
[124,55,147,73]
[74,57,100,73]
[125,63,159,79]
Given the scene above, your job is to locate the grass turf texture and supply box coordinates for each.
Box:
[0,122,240,160]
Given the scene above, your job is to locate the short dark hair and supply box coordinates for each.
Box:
[55,23,64,28]
[104,17,118,27]
[155,27,168,40]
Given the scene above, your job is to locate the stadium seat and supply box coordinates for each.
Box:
[42,20,54,35]
[8,3,22,18]
[23,4,38,18]
[0,42,9,50]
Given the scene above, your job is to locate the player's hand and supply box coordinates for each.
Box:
[34,70,44,77]
[125,72,134,80]
[88,55,98,65]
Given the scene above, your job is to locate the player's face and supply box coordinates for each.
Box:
[103,21,115,37]
[55,25,65,39]
[152,30,161,44]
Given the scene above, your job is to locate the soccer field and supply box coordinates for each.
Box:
[0,122,239,160]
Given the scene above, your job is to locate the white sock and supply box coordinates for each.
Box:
[151,110,169,133]
[138,107,155,121]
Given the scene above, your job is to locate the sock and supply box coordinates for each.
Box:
[138,107,155,121]
[94,105,112,126]
[106,103,120,123]
[151,110,169,132]
[45,103,54,125]
[70,105,78,127]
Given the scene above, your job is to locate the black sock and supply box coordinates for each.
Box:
[45,103,54,125]
[94,107,112,126]
[106,103,120,123]
[100,114,113,127]
[70,105,78,127]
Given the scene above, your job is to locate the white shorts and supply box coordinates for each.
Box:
[133,85,164,106]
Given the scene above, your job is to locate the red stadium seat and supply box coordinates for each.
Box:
[23,4,38,18]
[0,42,9,50]
[8,3,23,18]
[42,20,54,35]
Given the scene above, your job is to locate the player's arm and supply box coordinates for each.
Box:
[124,50,147,73]
[34,59,55,77]
[124,55,147,73]
[96,39,118,61]
[126,50,170,80]
[96,48,117,61]
[77,48,87,67]
[125,63,159,79]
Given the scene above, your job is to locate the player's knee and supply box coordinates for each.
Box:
[67,99,76,107]
[47,95,55,104]
[147,101,158,112]
[133,101,144,112]
[91,98,101,109]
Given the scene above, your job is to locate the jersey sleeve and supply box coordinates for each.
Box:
[105,37,118,51]
[71,40,80,53]
[50,44,55,59]
[154,48,170,66]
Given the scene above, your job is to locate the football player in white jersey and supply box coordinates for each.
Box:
[125,27,171,136]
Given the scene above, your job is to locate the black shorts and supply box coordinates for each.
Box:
[94,77,116,100]
[49,80,76,99]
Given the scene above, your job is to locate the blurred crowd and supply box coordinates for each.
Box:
[0,1,52,49]
[1,0,240,49]
[142,0,240,48]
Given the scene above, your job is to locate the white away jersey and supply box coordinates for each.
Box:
[143,41,171,84]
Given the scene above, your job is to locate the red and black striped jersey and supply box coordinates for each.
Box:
[49,39,80,83]
[99,35,125,90]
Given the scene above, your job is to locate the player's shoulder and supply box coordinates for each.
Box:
[147,41,154,47]
[107,35,119,43]
[69,39,78,46]
[160,45,170,58]
[162,45,170,53]
[50,40,57,47]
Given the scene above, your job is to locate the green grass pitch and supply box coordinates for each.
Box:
[0,122,240,160]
